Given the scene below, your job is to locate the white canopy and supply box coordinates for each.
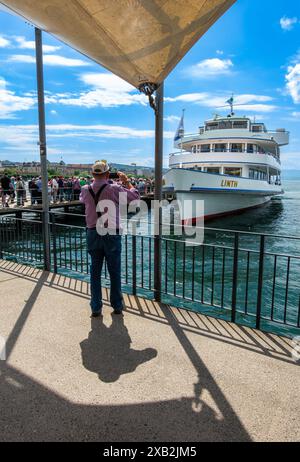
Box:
[1,0,236,89]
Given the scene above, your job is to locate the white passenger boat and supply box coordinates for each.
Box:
[164,103,289,223]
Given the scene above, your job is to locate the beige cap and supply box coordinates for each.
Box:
[92,160,110,174]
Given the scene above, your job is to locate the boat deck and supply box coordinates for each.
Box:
[0,259,299,442]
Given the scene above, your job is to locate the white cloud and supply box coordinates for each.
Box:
[80,73,134,92]
[0,124,174,152]
[280,16,298,31]
[58,90,146,108]
[55,73,147,108]
[166,92,277,112]
[164,115,181,123]
[0,36,10,47]
[50,110,58,115]
[165,92,210,103]
[8,54,91,67]
[15,36,61,53]
[188,58,233,78]
[216,50,224,55]
[286,63,300,103]
[0,123,173,164]
[0,77,35,119]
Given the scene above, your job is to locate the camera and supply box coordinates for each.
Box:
[109,172,119,180]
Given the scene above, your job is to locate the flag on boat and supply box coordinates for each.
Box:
[174,110,185,142]
[226,96,234,105]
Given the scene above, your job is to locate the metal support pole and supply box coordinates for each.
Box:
[231,233,239,323]
[35,28,51,271]
[154,82,164,302]
[256,235,265,330]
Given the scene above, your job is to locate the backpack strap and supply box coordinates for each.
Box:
[88,184,108,219]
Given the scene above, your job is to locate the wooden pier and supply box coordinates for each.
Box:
[0,200,84,216]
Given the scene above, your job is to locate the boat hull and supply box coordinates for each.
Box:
[164,168,283,223]
[176,191,271,223]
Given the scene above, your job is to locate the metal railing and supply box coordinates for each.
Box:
[0,211,299,337]
[0,184,155,208]
[169,150,280,161]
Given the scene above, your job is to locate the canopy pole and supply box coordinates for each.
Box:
[154,82,164,302]
[35,28,51,272]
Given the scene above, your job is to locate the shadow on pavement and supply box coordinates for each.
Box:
[80,314,157,383]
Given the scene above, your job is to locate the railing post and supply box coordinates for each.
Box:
[51,213,58,274]
[231,233,239,323]
[256,235,265,330]
[0,222,3,259]
[132,234,137,296]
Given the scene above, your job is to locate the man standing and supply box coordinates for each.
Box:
[58,176,64,202]
[1,174,11,208]
[80,161,139,317]
[16,176,25,207]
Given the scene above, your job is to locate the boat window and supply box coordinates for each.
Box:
[201,144,211,152]
[206,167,220,174]
[233,121,248,129]
[231,144,243,152]
[214,144,227,152]
[249,169,268,181]
[205,123,219,131]
[219,121,233,129]
[252,124,263,133]
[224,167,242,177]
[247,144,256,153]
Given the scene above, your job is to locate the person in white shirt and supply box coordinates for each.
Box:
[52,177,59,203]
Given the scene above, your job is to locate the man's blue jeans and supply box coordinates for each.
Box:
[87,229,123,313]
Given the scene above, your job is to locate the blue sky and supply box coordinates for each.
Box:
[0,0,299,169]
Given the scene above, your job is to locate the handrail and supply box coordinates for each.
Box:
[175,130,290,137]
[169,150,280,158]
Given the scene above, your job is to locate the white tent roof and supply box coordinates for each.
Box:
[1,0,236,89]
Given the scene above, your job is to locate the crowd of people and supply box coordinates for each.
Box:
[0,173,154,208]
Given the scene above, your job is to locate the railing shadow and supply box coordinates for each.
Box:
[0,259,296,367]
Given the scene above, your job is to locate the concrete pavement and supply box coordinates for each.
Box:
[0,259,299,442]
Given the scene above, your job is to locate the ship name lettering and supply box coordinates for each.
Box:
[221,180,238,188]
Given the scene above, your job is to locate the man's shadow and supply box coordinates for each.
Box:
[80,314,157,383]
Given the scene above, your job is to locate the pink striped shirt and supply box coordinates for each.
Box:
[80,179,140,229]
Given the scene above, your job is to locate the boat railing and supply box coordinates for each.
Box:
[0,210,299,338]
[178,130,290,138]
[169,150,281,162]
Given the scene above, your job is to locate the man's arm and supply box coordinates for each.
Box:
[117,172,140,202]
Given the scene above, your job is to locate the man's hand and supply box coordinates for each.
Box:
[118,172,128,183]
[118,172,133,189]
